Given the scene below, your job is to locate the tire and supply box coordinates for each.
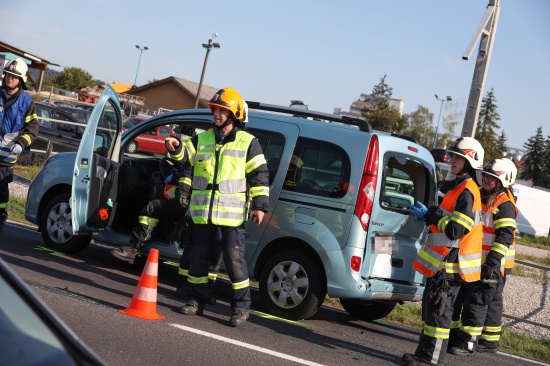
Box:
[126,141,137,153]
[259,250,326,320]
[40,192,92,254]
[339,298,396,321]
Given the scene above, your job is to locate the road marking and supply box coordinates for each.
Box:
[169,323,325,366]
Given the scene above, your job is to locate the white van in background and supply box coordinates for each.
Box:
[511,183,550,237]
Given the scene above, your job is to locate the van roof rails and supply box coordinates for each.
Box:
[391,133,418,143]
[246,101,372,133]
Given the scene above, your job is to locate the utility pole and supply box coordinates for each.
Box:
[461,0,500,138]
[195,33,220,109]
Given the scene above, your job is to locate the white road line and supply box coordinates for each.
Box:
[169,323,325,366]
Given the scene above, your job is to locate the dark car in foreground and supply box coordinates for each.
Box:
[0,256,105,365]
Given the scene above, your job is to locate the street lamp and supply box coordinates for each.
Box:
[433,94,452,150]
[134,45,149,87]
[194,33,220,108]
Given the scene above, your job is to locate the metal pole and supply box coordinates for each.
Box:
[433,99,445,149]
[134,49,144,86]
[194,39,212,109]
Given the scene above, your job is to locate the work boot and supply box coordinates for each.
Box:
[448,345,473,356]
[401,353,430,365]
[111,237,144,263]
[229,309,249,327]
[475,342,498,353]
[178,302,204,316]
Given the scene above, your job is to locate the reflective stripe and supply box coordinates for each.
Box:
[494,217,516,230]
[25,113,37,123]
[451,210,474,231]
[480,334,500,342]
[187,274,209,284]
[0,203,7,209]
[450,320,462,329]
[425,233,460,248]
[491,242,508,256]
[483,325,501,333]
[246,154,267,174]
[208,272,218,281]
[178,268,188,276]
[232,278,250,290]
[461,325,483,337]
[423,324,450,339]
[138,216,159,227]
[250,185,269,198]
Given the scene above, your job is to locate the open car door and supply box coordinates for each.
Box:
[71,86,123,235]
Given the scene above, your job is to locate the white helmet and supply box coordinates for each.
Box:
[3,57,28,89]
[447,137,484,170]
[482,158,515,188]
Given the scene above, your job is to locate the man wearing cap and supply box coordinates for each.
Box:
[0,58,38,231]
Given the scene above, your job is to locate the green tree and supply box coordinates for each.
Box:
[522,127,546,186]
[51,67,94,92]
[497,131,508,158]
[474,89,501,162]
[403,105,434,148]
[362,75,404,132]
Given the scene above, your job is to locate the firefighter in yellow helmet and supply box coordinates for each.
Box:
[176,88,269,327]
[448,158,518,356]
[402,137,484,366]
[1,58,38,231]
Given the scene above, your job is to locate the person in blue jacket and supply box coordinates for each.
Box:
[0,58,38,231]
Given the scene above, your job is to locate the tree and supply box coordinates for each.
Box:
[362,75,405,132]
[474,89,501,162]
[403,105,434,148]
[51,67,94,92]
[522,126,546,186]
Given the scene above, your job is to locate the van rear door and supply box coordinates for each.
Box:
[362,138,437,285]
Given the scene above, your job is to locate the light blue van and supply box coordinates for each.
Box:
[25,86,438,320]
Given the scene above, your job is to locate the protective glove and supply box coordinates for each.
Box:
[481,264,498,282]
[164,174,174,184]
[0,135,3,142]
[408,201,428,222]
[10,143,23,155]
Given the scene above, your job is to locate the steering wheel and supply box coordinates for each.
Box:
[159,157,177,181]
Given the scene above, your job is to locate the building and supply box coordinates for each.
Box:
[125,76,219,115]
[334,93,405,118]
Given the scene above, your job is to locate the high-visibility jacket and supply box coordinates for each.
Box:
[482,191,518,275]
[413,178,482,282]
[187,129,266,226]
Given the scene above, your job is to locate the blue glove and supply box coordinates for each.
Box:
[164,174,174,184]
[0,135,3,142]
[10,143,23,155]
[408,201,428,222]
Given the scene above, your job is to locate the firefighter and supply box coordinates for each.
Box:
[0,58,38,231]
[402,137,484,366]
[177,88,269,327]
[110,137,190,263]
[448,158,517,355]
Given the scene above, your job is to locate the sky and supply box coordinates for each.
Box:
[2,0,549,150]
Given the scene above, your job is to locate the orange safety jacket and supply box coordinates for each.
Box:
[413,178,482,282]
[482,190,518,274]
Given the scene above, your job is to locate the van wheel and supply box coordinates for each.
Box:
[259,250,326,320]
[40,192,91,254]
[339,298,396,321]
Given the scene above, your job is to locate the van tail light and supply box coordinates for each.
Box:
[354,135,379,231]
[351,256,362,272]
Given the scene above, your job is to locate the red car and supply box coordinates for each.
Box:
[124,125,174,155]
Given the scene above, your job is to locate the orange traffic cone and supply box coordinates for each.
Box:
[118,248,165,320]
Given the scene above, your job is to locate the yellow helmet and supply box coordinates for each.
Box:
[3,57,28,89]
[208,87,245,121]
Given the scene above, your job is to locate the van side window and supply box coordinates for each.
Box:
[248,129,285,185]
[285,138,351,198]
[381,155,431,210]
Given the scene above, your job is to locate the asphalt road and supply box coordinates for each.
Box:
[1,222,546,366]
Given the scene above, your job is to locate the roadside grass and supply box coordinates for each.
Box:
[516,235,550,250]
[7,195,32,226]
[13,162,43,180]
